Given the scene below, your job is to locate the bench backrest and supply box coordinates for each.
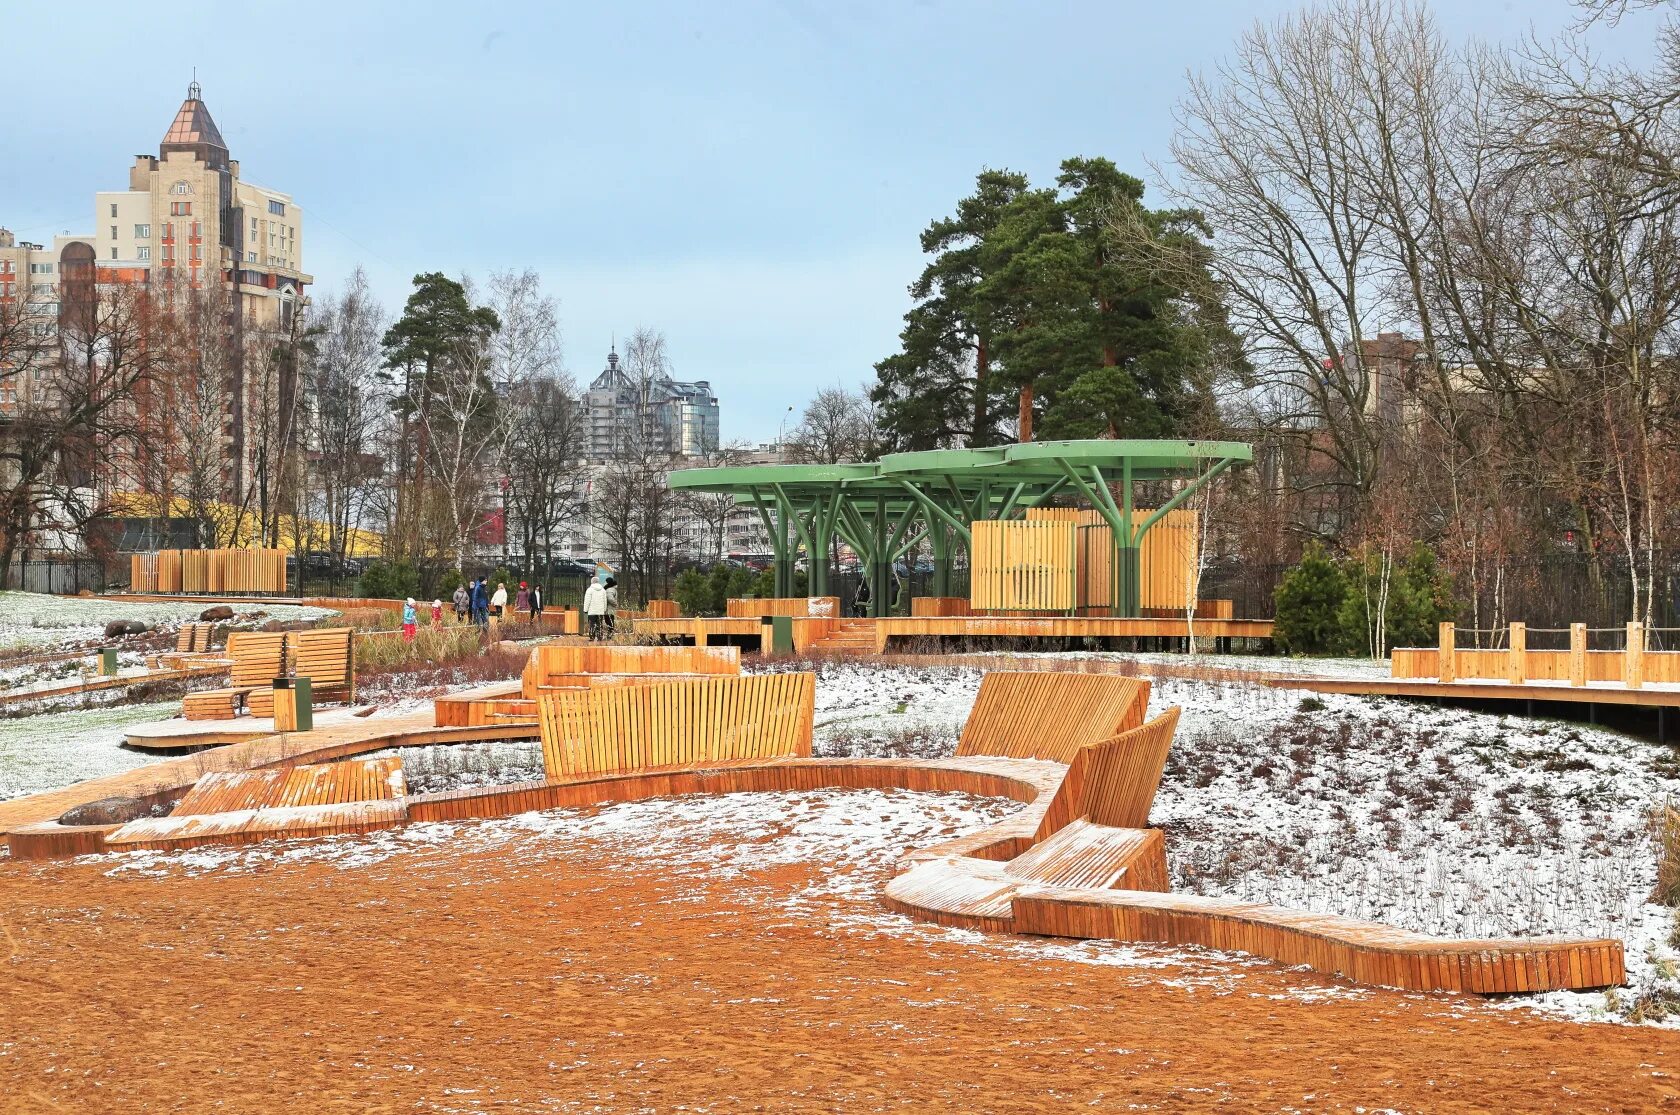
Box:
[172,756,405,815]
[292,627,354,688]
[1034,706,1181,840]
[538,671,814,780]
[226,631,289,688]
[955,671,1149,765]
[523,643,741,698]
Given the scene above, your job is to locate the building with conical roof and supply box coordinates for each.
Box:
[0,81,311,500]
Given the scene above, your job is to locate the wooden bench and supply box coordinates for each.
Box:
[888,708,1180,932]
[955,671,1150,764]
[522,643,741,699]
[247,627,356,717]
[181,632,289,720]
[174,622,213,653]
[105,757,406,851]
[538,671,814,781]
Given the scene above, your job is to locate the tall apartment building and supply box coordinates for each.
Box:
[582,346,720,460]
[0,82,310,496]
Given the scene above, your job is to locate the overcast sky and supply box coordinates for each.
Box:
[0,1,1658,442]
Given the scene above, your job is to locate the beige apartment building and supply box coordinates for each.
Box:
[0,81,311,497]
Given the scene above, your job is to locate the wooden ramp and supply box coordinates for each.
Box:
[105,757,406,852]
[956,671,1149,764]
[538,672,814,780]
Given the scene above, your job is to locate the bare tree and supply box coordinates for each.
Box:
[304,268,386,569]
[789,385,875,464]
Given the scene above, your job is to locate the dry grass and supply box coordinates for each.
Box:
[1653,802,1680,906]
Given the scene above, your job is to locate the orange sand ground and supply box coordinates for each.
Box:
[0,797,1677,1113]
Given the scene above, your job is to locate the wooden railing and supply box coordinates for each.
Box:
[1392,621,1675,688]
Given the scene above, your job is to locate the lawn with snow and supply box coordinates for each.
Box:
[0,591,336,651]
[0,701,177,802]
[773,659,1680,1025]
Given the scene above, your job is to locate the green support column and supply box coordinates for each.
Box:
[931,525,951,597]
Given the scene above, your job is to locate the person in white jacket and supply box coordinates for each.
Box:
[582,579,608,641]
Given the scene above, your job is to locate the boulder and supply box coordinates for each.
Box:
[198,605,235,622]
[59,796,149,826]
[101,619,148,638]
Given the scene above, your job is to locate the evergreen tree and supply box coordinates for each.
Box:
[871,170,1029,449]
[1273,542,1347,655]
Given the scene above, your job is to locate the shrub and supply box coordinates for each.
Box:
[356,625,486,671]
[359,559,421,601]
[1272,542,1346,655]
[1336,541,1456,655]
[673,569,715,617]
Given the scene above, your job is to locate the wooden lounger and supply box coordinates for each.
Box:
[522,643,741,699]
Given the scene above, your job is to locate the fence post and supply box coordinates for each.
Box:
[1626,621,1645,689]
[1570,622,1587,687]
[1437,621,1456,683]
[1507,622,1526,685]
[693,617,707,648]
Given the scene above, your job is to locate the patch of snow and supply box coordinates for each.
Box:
[0,701,177,801]
[0,591,336,651]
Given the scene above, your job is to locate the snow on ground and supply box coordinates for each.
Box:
[0,701,177,802]
[771,657,1680,1025]
[0,592,336,651]
[957,649,1392,681]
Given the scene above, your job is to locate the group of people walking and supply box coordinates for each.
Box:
[396,570,618,642]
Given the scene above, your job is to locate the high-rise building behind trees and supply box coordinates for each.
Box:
[582,345,720,461]
[0,81,311,503]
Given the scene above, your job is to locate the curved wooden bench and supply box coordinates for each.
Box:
[1010,886,1623,994]
[521,644,741,699]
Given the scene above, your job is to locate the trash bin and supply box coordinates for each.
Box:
[771,615,794,655]
[293,675,313,733]
[99,647,117,677]
[272,676,295,731]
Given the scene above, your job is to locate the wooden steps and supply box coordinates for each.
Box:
[806,619,880,657]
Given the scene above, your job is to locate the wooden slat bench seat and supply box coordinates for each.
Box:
[1009,886,1625,994]
[955,671,1149,764]
[181,632,289,720]
[538,672,814,780]
[522,644,741,699]
[248,627,355,717]
[104,800,407,852]
[171,757,404,814]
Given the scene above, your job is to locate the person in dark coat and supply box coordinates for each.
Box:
[529,583,543,621]
[471,577,490,628]
[852,577,871,617]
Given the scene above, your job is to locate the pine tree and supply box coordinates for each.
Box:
[1273,542,1348,655]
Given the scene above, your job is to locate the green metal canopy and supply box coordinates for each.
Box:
[668,439,1251,616]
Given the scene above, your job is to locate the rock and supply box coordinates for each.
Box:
[198,605,235,622]
[76,589,95,597]
[103,619,149,637]
[59,796,149,826]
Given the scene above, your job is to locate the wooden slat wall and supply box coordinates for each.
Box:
[955,671,1149,765]
[971,520,1076,611]
[724,597,840,618]
[537,672,815,780]
[644,599,680,619]
[1026,507,1200,612]
[125,549,289,594]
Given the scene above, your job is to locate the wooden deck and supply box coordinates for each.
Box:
[633,614,1273,651]
[0,660,227,708]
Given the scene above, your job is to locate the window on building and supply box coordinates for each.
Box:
[191,222,201,239]
[110,248,117,259]
[110,226,117,240]
[109,203,117,218]
[268,200,286,216]
[170,201,191,217]
[162,245,172,262]
[164,222,173,240]
[134,224,149,238]
[172,181,191,195]
[246,251,256,262]
[137,247,150,260]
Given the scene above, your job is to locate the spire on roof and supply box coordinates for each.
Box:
[160,80,229,169]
